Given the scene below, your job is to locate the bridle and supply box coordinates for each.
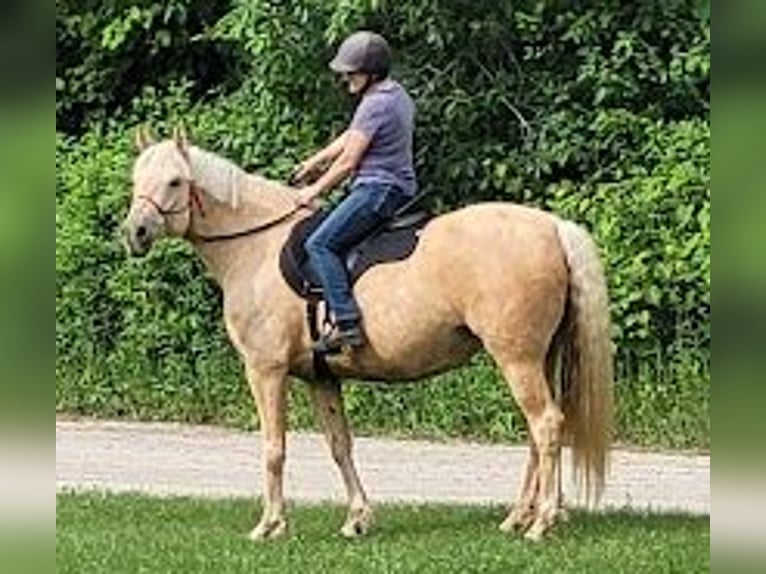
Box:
[137,179,303,244]
[138,181,205,218]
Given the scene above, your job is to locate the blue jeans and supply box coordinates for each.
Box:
[305,182,410,324]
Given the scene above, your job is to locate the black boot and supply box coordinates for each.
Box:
[313,321,364,354]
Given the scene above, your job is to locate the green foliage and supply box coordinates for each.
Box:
[56,0,241,133]
[548,116,710,352]
[56,0,710,448]
[616,349,710,449]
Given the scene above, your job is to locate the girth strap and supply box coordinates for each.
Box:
[306,300,335,381]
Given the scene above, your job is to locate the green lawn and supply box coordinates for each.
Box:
[57,492,709,574]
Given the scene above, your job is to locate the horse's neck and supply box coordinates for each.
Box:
[192,221,294,292]
[186,148,298,288]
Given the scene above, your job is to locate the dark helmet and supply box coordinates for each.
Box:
[329,31,392,77]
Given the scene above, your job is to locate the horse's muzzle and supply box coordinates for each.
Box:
[121,221,152,257]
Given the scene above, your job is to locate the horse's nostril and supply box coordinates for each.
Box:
[136,225,147,239]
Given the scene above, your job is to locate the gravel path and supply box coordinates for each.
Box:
[56,418,709,514]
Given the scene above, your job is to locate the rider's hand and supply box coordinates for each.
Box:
[295,186,322,210]
[288,162,315,187]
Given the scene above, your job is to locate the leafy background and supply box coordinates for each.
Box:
[56,0,710,448]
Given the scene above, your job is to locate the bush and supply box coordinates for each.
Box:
[56,0,242,134]
[548,116,710,354]
[56,0,710,448]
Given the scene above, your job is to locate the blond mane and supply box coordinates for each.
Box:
[188,146,248,208]
[188,146,296,210]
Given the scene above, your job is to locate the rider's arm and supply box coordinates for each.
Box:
[295,131,349,180]
[302,129,370,199]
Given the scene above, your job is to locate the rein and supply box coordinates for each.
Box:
[190,205,304,243]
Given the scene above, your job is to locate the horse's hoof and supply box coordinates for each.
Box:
[523,514,556,542]
[499,506,535,534]
[523,523,545,542]
[341,506,373,539]
[249,518,287,541]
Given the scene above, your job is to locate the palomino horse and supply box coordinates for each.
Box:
[122,128,613,541]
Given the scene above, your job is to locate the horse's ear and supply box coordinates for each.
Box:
[135,124,156,151]
[173,125,190,158]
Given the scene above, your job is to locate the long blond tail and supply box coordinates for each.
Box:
[554,218,614,504]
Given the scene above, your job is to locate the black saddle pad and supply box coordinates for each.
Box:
[279,208,430,300]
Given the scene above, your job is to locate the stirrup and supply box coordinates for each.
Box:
[312,324,364,355]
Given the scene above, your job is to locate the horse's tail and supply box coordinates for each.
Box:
[553,218,614,504]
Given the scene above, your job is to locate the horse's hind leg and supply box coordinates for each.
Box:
[494,356,565,540]
[499,437,538,533]
[308,379,373,538]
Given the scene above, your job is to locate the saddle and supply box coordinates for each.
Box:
[279,198,430,301]
[278,196,430,379]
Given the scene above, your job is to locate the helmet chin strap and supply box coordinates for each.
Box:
[349,74,379,105]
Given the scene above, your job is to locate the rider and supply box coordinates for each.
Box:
[291,31,417,353]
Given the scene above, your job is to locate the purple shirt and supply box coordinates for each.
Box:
[349,79,417,196]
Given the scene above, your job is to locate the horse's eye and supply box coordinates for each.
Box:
[169,177,182,188]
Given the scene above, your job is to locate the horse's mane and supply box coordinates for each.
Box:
[188,146,295,209]
[188,146,247,208]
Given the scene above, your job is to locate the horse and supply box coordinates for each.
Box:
[121,127,614,542]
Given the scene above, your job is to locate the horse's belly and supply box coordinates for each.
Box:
[326,324,481,382]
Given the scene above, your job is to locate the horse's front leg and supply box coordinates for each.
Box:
[308,379,373,538]
[246,364,289,540]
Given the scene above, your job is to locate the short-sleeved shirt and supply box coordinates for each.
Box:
[349,79,417,196]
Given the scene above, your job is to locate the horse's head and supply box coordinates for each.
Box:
[122,126,195,256]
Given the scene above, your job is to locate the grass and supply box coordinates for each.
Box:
[57,492,709,574]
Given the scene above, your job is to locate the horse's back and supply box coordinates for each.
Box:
[425,201,558,244]
[415,201,565,283]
